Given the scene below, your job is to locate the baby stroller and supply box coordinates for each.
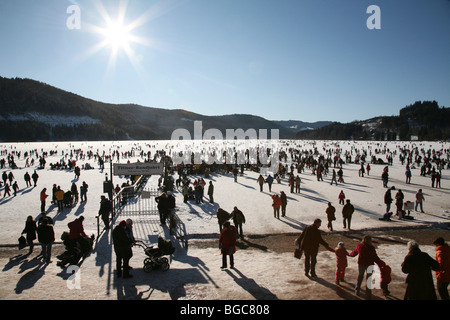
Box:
[63,191,73,208]
[137,237,175,273]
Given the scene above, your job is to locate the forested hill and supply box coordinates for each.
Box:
[0,76,448,142]
[296,101,450,141]
[0,77,299,142]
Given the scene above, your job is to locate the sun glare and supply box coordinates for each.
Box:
[79,0,183,79]
[103,20,131,51]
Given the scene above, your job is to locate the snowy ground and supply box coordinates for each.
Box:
[0,140,449,303]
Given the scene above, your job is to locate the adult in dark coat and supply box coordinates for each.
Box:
[217,208,230,233]
[207,181,214,203]
[155,192,169,226]
[52,184,58,204]
[219,221,238,269]
[113,220,133,278]
[342,199,354,230]
[31,170,39,187]
[98,195,112,229]
[280,191,287,217]
[37,219,55,263]
[21,216,37,254]
[325,202,336,231]
[24,172,32,187]
[384,186,394,213]
[231,207,246,239]
[401,241,440,300]
[38,212,54,226]
[296,219,329,278]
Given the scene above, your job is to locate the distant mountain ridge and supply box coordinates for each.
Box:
[0,76,448,142]
[0,76,328,142]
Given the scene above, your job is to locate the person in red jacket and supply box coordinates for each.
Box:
[338,190,345,205]
[327,242,349,285]
[349,235,385,299]
[68,216,87,240]
[433,237,450,300]
[378,263,391,296]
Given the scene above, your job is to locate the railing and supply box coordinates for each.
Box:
[117,188,160,217]
[96,175,149,240]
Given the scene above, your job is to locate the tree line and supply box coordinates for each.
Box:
[296,101,449,141]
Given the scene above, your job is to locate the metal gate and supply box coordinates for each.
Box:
[97,176,166,242]
[117,187,160,217]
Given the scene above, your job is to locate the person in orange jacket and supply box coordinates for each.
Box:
[272,193,282,219]
[40,188,48,213]
[433,237,450,300]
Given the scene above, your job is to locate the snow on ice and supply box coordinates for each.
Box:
[0,139,449,301]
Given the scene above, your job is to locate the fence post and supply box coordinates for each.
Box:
[96,214,100,242]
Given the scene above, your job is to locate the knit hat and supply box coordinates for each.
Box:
[338,242,345,248]
[119,220,127,227]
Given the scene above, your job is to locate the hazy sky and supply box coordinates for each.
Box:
[0,0,449,123]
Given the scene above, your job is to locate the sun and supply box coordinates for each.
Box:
[102,20,132,52]
[79,0,184,78]
[82,1,149,63]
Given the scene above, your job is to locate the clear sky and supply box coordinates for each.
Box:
[0,0,449,123]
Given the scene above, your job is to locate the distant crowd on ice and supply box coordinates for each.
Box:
[1,142,449,233]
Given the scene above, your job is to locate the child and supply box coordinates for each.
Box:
[378,262,391,296]
[327,242,349,285]
[338,190,345,205]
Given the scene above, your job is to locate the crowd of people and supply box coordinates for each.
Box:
[294,218,450,300]
[1,141,449,300]
[194,142,449,300]
[157,141,450,300]
[0,147,110,268]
